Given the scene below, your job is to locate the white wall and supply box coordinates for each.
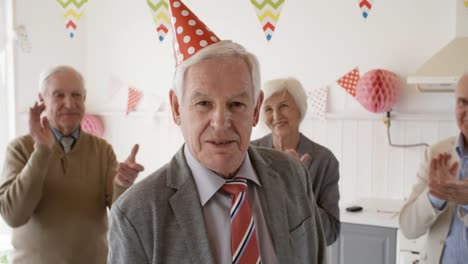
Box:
[0,0,7,173]
[13,0,86,123]
[11,0,463,203]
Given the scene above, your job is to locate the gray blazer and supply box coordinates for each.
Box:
[251,133,340,245]
[108,145,327,264]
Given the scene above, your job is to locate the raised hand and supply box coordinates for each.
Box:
[114,144,145,188]
[427,153,467,203]
[29,102,54,149]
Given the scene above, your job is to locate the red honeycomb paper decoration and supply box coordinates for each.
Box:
[81,114,104,137]
[356,69,401,113]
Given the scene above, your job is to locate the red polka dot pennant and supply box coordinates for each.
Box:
[169,0,220,66]
[336,67,360,97]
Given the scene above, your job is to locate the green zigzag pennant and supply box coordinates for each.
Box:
[147,0,170,42]
[56,0,89,38]
[250,0,285,41]
[57,0,88,9]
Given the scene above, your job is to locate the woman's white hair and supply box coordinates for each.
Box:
[172,40,261,102]
[38,65,85,95]
[261,77,308,123]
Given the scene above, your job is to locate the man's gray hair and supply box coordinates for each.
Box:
[172,40,261,102]
[261,77,308,123]
[38,65,85,95]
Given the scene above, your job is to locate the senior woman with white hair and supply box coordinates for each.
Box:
[251,77,341,245]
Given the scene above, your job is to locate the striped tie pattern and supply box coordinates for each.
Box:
[222,178,261,264]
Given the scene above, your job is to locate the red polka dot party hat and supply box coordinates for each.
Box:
[169,0,220,66]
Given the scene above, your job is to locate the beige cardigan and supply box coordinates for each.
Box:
[399,136,468,264]
[0,131,126,264]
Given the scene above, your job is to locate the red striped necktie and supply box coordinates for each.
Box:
[222,178,261,264]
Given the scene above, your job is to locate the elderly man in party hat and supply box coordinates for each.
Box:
[108,0,327,263]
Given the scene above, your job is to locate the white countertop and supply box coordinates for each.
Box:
[339,198,427,252]
[340,198,405,228]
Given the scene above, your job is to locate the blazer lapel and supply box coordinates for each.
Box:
[168,147,215,264]
[249,147,292,263]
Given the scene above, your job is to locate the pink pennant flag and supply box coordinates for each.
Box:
[307,86,328,120]
[126,87,143,115]
[337,67,360,97]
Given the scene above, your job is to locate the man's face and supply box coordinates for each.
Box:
[456,76,468,141]
[262,90,301,139]
[170,56,263,178]
[40,71,86,135]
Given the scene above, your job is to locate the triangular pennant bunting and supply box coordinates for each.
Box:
[126,87,143,115]
[56,0,89,38]
[337,67,360,97]
[307,86,328,120]
[358,0,374,19]
[465,0,468,8]
[250,0,285,41]
[147,0,171,42]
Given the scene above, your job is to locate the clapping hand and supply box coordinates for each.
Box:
[114,144,145,188]
[428,153,468,204]
[29,102,54,149]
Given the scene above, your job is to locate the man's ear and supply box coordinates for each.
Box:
[169,90,181,125]
[253,91,264,127]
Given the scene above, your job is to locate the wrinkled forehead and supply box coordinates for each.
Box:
[184,57,253,96]
[45,71,85,94]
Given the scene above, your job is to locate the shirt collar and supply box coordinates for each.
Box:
[51,127,80,142]
[184,145,261,206]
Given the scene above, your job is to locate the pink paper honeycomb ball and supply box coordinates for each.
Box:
[356,69,400,113]
[81,114,104,137]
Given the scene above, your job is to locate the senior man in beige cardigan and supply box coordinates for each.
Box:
[399,73,468,264]
[0,65,144,264]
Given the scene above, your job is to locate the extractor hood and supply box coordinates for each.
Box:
[407,1,468,92]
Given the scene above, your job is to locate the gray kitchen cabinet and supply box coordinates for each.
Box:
[330,223,397,264]
[329,199,427,264]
